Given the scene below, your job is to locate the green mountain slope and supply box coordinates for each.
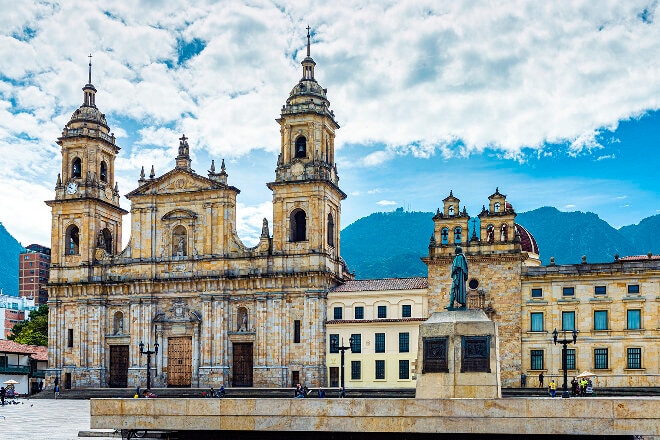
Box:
[341,208,659,279]
[0,222,24,296]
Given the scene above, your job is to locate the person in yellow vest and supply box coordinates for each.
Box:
[549,380,557,397]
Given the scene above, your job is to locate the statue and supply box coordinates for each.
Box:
[447,246,468,310]
[176,237,184,256]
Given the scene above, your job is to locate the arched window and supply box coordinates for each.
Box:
[97,228,113,254]
[295,136,307,158]
[72,158,82,179]
[448,205,455,216]
[454,226,462,243]
[100,161,108,182]
[441,227,449,245]
[172,225,187,257]
[290,209,307,242]
[486,225,495,243]
[113,311,124,335]
[66,225,80,255]
[327,213,335,247]
[494,202,500,213]
[500,224,508,242]
[237,307,249,332]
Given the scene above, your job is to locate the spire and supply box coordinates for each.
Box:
[306,25,311,57]
[301,26,316,80]
[82,54,97,107]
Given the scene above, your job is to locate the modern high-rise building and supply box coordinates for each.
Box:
[19,244,51,306]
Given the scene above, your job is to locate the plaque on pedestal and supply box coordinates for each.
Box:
[415,309,501,399]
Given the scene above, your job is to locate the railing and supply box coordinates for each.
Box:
[0,365,30,374]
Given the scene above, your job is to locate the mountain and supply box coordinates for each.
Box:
[0,222,24,296]
[341,208,660,279]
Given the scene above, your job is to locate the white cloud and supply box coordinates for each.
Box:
[377,200,397,206]
[564,204,577,209]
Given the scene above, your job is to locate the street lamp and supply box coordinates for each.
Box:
[331,336,354,390]
[552,328,578,398]
[139,340,159,391]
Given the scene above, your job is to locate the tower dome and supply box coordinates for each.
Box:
[514,224,539,255]
[62,55,110,136]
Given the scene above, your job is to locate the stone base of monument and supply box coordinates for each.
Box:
[415,309,501,399]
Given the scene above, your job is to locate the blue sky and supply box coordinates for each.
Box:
[0,1,659,248]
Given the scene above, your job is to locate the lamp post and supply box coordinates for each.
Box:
[139,340,159,391]
[331,336,354,390]
[552,328,578,398]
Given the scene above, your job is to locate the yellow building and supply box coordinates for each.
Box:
[46,32,351,390]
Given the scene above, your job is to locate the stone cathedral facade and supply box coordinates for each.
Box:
[46,34,351,389]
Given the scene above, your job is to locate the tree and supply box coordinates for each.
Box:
[8,304,48,346]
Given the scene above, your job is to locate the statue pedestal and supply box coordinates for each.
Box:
[415,309,501,399]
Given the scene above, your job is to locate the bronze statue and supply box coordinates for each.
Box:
[447,246,468,309]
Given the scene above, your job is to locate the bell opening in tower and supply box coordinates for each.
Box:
[295,136,307,158]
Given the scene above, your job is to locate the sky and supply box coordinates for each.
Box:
[1,0,659,249]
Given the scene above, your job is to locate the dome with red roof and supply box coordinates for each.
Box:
[515,224,539,255]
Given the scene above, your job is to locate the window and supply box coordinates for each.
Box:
[566,348,576,370]
[441,228,449,245]
[454,227,462,243]
[399,332,409,353]
[399,360,410,380]
[295,136,307,158]
[562,311,575,331]
[375,333,385,353]
[377,305,387,319]
[350,334,361,353]
[562,287,575,296]
[329,334,339,353]
[333,307,343,320]
[375,360,385,380]
[67,329,74,348]
[594,348,608,369]
[530,350,544,370]
[627,284,640,294]
[327,213,335,247]
[627,348,641,369]
[294,320,301,343]
[594,286,606,295]
[530,312,544,332]
[531,288,543,298]
[100,161,108,182]
[66,225,80,255]
[593,310,608,331]
[494,202,500,213]
[290,209,307,242]
[351,360,361,380]
[72,157,82,178]
[354,306,364,320]
[627,309,641,330]
[401,304,411,318]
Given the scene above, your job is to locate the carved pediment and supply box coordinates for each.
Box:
[162,209,198,221]
[126,169,232,199]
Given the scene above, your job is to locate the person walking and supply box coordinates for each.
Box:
[549,380,556,397]
[538,372,544,388]
[318,387,325,398]
[1,386,5,406]
[521,373,527,387]
[338,386,346,398]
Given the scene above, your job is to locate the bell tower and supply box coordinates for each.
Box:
[268,28,346,262]
[46,56,127,272]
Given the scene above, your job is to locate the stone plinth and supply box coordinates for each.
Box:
[415,309,501,399]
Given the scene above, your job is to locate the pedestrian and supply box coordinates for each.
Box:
[549,380,556,397]
[54,384,60,399]
[571,377,579,396]
[521,373,527,387]
[218,385,225,397]
[209,387,215,398]
[538,372,544,388]
[338,386,346,398]
[294,383,304,398]
[318,387,325,398]
[1,386,5,406]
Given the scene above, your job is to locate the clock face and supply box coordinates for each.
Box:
[66,182,78,194]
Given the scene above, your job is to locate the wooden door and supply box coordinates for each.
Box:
[109,345,129,388]
[329,367,339,387]
[167,337,192,387]
[232,343,253,387]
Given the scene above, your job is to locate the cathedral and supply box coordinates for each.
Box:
[47,31,659,391]
[46,31,351,389]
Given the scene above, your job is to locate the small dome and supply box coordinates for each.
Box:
[288,79,327,100]
[515,224,539,255]
[67,105,109,130]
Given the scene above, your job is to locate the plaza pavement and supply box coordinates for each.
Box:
[0,398,110,440]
